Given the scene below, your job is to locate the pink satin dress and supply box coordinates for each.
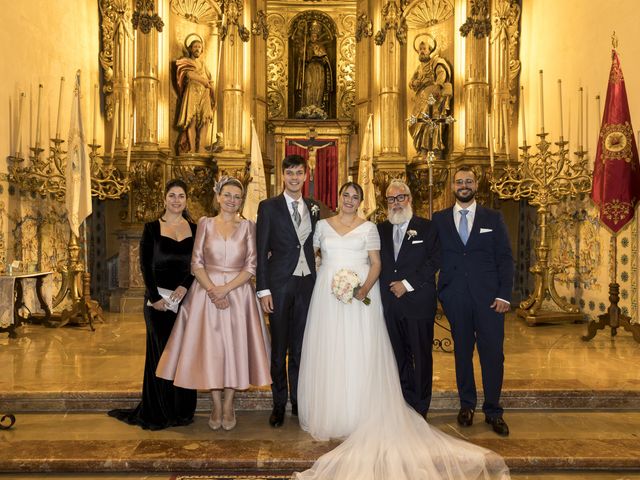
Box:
[157,217,271,390]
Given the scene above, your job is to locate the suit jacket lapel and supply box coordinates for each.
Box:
[277,194,298,238]
[382,221,395,262]
[303,198,319,229]
[446,207,465,249]
[395,216,418,263]
[467,205,484,246]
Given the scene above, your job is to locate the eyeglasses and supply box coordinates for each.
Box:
[454,179,476,186]
[386,194,409,204]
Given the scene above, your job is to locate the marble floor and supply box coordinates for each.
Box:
[2,312,640,397]
[2,312,640,478]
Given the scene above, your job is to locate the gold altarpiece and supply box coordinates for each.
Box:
[99,0,523,311]
[15,0,519,312]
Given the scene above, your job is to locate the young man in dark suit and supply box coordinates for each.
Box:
[256,154,320,427]
[432,165,514,436]
[378,179,440,417]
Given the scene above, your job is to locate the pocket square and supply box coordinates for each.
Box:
[480,228,493,233]
[412,240,423,244]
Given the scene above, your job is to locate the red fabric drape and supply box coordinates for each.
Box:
[285,139,339,210]
[591,49,640,233]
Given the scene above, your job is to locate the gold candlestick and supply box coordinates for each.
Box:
[490,132,592,325]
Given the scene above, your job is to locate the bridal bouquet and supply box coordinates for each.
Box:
[331,269,371,306]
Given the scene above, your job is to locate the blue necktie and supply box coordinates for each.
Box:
[459,209,469,245]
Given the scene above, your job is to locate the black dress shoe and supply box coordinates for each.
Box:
[485,416,509,436]
[269,406,285,427]
[291,403,298,416]
[457,407,475,427]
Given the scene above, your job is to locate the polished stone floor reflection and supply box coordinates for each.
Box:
[2,312,640,478]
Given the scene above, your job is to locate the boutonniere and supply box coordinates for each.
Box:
[311,204,320,217]
[406,229,417,239]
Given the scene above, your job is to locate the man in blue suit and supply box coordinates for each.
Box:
[256,155,320,427]
[432,166,514,436]
[378,179,440,417]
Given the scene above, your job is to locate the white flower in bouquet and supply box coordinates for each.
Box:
[331,268,371,306]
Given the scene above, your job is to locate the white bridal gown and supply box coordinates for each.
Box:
[296,219,510,480]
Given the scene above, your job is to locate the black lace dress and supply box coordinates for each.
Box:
[108,220,198,430]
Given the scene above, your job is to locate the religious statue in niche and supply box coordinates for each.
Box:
[175,33,215,154]
[290,17,336,119]
[408,35,453,154]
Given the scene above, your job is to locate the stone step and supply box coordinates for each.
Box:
[2,386,639,413]
[2,411,640,475]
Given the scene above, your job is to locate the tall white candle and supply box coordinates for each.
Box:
[585,87,589,152]
[557,79,564,140]
[55,77,65,139]
[35,84,43,148]
[29,85,33,149]
[539,70,545,133]
[9,98,13,156]
[578,87,584,150]
[92,84,98,145]
[110,102,119,161]
[488,113,495,170]
[502,102,510,160]
[16,92,25,157]
[520,86,527,146]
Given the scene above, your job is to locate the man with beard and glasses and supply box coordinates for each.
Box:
[432,166,514,436]
[377,179,440,418]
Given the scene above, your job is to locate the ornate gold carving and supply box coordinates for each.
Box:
[252,10,269,40]
[460,0,491,38]
[170,0,219,24]
[132,0,164,33]
[127,159,164,222]
[171,163,218,219]
[337,14,356,119]
[375,1,408,46]
[492,0,521,107]
[405,0,454,28]
[99,0,132,121]
[266,13,287,119]
[600,121,635,163]
[491,135,592,321]
[221,0,250,42]
[355,12,373,42]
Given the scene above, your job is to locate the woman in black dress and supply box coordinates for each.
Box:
[109,179,198,430]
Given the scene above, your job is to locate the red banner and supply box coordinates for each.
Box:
[591,49,640,233]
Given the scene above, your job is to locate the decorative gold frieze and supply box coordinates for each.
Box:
[337,14,356,119]
[252,9,269,40]
[99,0,132,121]
[132,0,164,33]
[405,0,454,28]
[355,12,373,42]
[170,0,219,24]
[375,1,408,46]
[126,159,164,223]
[221,0,250,42]
[266,13,287,119]
[460,0,491,38]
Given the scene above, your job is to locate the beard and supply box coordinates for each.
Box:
[454,188,476,203]
[388,203,413,225]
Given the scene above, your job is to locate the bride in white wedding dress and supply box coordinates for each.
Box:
[295,182,509,480]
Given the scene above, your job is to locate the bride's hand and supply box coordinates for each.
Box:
[354,286,369,302]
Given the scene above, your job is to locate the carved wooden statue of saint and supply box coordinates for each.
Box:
[408,36,452,154]
[176,33,215,154]
[293,19,334,118]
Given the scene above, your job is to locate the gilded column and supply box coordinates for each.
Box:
[217,0,251,171]
[460,0,491,156]
[99,0,133,150]
[132,0,164,146]
[374,1,407,169]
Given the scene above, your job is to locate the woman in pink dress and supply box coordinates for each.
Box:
[157,176,271,431]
